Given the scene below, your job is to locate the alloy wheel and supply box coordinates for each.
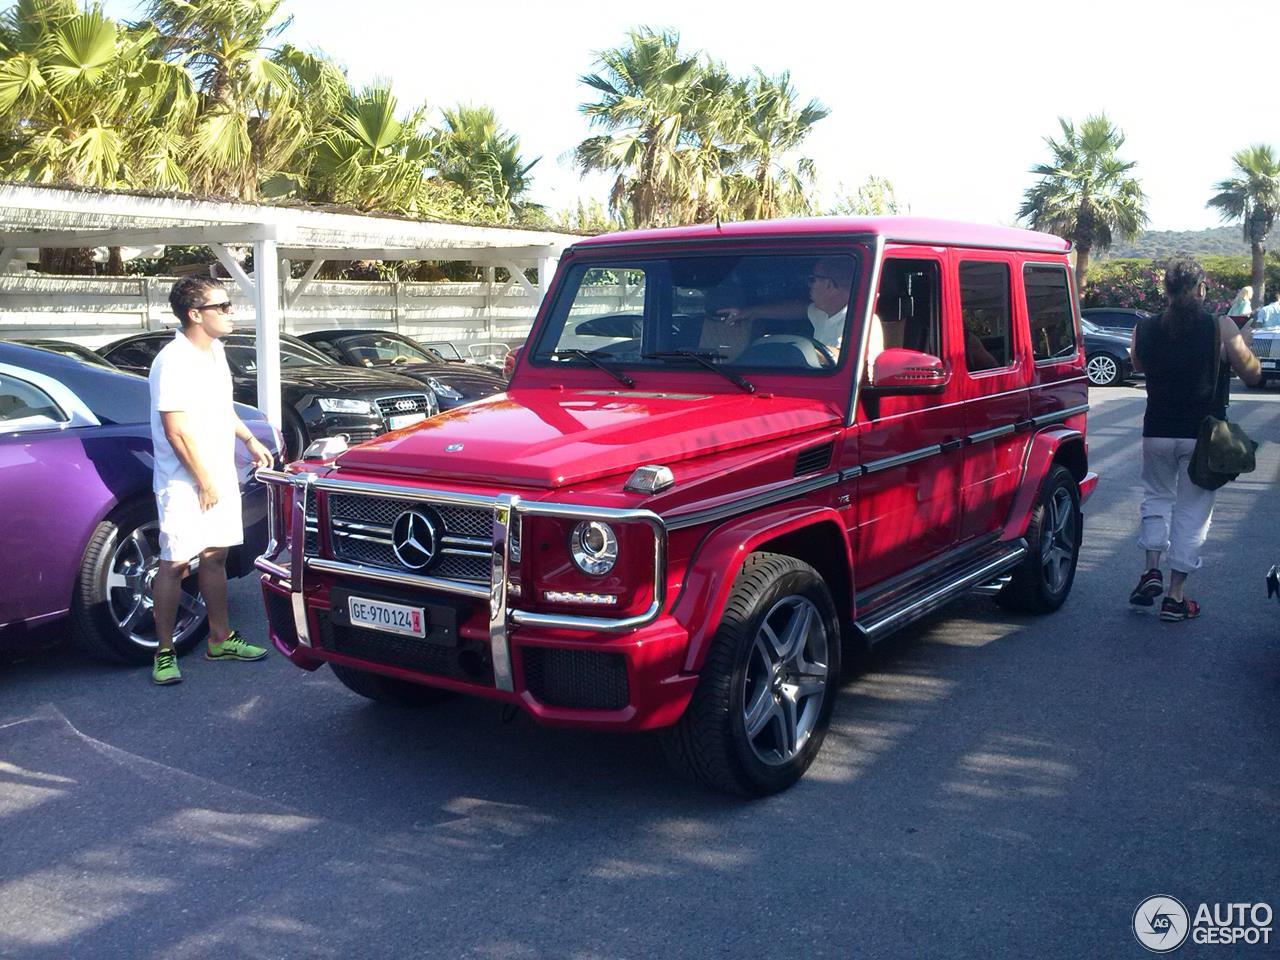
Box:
[741,596,830,766]
[105,521,206,652]
[1040,487,1077,593]
[1086,354,1119,386]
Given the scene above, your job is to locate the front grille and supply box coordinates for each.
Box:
[1254,336,1278,359]
[374,394,433,420]
[522,648,629,710]
[339,427,381,445]
[324,493,504,583]
[315,610,493,684]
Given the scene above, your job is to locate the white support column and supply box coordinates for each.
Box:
[537,253,559,307]
[484,265,495,341]
[252,238,282,429]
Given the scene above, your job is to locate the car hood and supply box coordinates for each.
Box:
[333,388,842,488]
[236,364,428,397]
[367,361,507,398]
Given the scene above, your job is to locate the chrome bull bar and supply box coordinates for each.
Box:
[252,468,668,693]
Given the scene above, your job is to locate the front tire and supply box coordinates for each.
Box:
[1085,353,1122,387]
[70,500,208,664]
[662,553,840,797]
[997,464,1081,613]
[329,661,454,706]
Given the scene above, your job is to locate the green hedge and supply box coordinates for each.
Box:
[1083,255,1280,314]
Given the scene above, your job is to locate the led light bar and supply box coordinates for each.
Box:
[542,590,619,606]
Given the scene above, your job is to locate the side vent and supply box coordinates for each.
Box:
[794,442,834,477]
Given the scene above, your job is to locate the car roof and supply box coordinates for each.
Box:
[571,216,1071,255]
[301,329,406,340]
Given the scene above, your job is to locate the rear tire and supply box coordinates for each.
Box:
[329,661,454,707]
[282,411,308,463]
[997,464,1081,614]
[662,552,840,797]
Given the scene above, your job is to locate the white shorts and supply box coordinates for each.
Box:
[156,479,244,563]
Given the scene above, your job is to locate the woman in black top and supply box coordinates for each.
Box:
[1128,258,1261,620]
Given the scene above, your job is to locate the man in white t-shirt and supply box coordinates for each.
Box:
[1250,289,1280,333]
[148,277,273,685]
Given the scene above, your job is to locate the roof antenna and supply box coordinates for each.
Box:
[715,214,722,231]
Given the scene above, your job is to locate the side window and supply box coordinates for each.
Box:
[104,338,162,370]
[958,261,1013,371]
[0,373,67,428]
[873,258,941,358]
[1025,265,1076,361]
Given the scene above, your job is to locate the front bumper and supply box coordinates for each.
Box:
[254,469,689,730]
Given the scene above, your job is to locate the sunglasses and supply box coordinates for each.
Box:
[196,301,233,313]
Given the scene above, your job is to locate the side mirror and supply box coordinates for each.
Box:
[865,348,948,395]
[503,345,522,378]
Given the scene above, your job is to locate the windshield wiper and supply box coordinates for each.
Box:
[550,349,634,387]
[643,351,755,394]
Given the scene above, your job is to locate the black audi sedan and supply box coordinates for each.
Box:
[100,330,437,460]
[298,329,507,410]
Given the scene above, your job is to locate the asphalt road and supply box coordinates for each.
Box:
[2,385,1278,960]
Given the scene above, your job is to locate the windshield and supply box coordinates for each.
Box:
[532,251,862,373]
[223,337,333,374]
[421,340,464,361]
[339,333,437,364]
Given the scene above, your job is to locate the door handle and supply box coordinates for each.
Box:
[1014,418,1035,433]
[940,437,964,453]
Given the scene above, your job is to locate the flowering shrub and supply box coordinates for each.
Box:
[1084,256,1280,313]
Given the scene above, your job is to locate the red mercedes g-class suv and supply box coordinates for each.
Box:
[256,217,1097,796]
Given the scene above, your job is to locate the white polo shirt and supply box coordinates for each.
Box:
[807,304,847,349]
[148,331,243,560]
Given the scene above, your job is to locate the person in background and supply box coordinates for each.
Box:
[1226,285,1253,326]
[1127,259,1261,621]
[1248,288,1280,330]
[148,277,274,684]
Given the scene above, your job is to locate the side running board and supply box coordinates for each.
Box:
[854,540,1028,644]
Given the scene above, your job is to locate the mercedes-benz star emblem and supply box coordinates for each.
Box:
[391,509,439,570]
[445,443,464,452]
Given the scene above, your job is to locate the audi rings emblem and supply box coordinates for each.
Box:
[394,399,417,412]
[391,509,439,570]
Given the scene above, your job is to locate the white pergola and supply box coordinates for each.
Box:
[0,182,581,426]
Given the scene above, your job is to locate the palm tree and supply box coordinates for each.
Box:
[141,0,308,199]
[575,27,700,227]
[669,62,740,223]
[1207,144,1280,306]
[436,104,540,220]
[732,69,828,220]
[1017,114,1148,287]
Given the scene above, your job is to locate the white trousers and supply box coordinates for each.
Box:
[1137,437,1216,573]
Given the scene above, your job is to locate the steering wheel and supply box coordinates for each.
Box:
[389,355,410,365]
[747,334,837,368]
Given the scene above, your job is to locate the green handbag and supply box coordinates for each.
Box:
[1187,328,1259,491]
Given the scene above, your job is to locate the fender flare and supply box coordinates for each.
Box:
[671,505,852,673]
[1001,427,1090,542]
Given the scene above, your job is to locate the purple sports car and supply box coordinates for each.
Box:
[0,341,280,663]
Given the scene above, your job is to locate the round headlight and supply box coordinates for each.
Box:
[570,521,618,576]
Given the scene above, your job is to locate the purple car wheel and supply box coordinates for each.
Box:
[71,501,209,664]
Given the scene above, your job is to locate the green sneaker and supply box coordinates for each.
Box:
[206,630,268,662]
[152,649,182,685]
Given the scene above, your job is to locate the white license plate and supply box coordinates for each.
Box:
[348,596,426,637]
[1261,359,1278,369]
[388,412,426,430]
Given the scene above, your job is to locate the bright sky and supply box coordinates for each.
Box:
[105,0,1279,231]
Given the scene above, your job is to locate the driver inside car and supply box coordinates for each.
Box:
[716,256,854,363]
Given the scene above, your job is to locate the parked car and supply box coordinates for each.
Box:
[1246,306,1279,388]
[1080,318,1134,386]
[255,217,1096,797]
[421,339,511,374]
[298,329,507,409]
[11,338,119,369]
[100,330,436,461]
[1080,307,1151,335]
[0,341,279,663]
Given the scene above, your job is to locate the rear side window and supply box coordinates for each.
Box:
[1025,265,1076,361]
[958,261,1013,371]
[0,373,66,428]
